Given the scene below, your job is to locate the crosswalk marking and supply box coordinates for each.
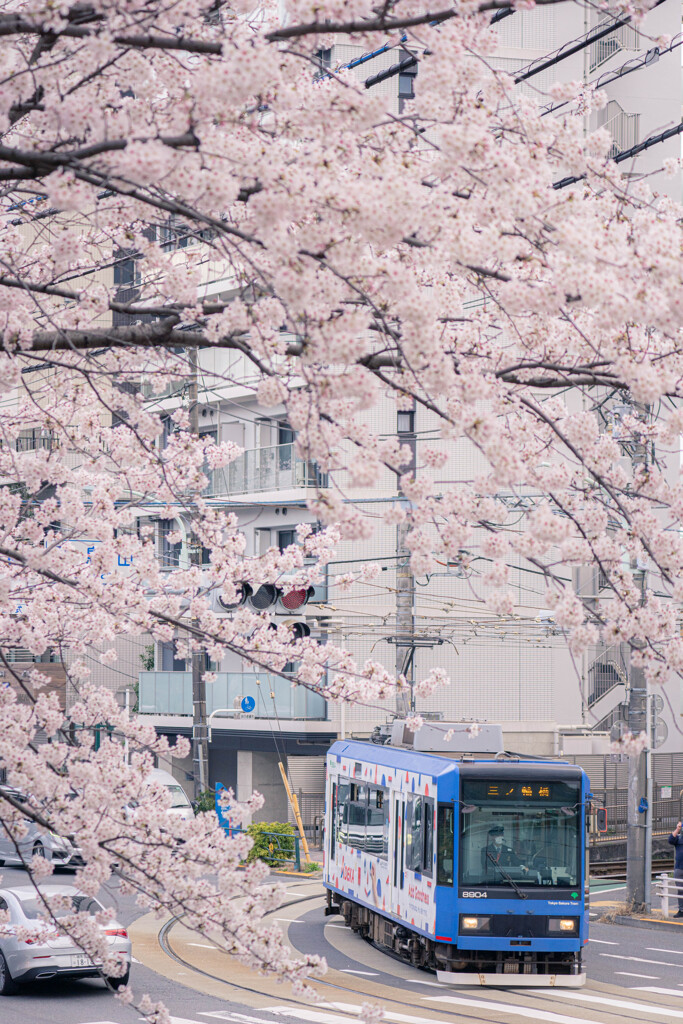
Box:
[339,969,379,976]
[426,995,611,1024]
[599,952,683,967]
[637,987,683,996]
[552,991,683,1017]
[614,972,658,979]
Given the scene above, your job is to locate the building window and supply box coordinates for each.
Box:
[160,641,186,672]
[398,69,416,114]
[159,520,182,568]
[278,529,297,552]
[278,422,295,446]
[397,410,415,433]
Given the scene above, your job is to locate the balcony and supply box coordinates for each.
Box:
[138,671,327,720]
[206,443,328,497]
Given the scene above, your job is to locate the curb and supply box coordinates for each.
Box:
[608,914,683,933]
[273,868,323,877]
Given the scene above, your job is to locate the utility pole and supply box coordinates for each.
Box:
[189,347,209,800]
[626,424,652,910]
[395,401,416,717]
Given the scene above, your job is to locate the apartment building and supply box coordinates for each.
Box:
[5,1,680,820]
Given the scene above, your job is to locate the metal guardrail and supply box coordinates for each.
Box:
[656,873,683,917]
[589,796,683,843]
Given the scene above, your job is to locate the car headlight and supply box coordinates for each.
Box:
[548,917,578,934]
[460,915,491,933]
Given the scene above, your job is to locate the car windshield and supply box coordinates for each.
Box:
[18,893,104,919]
[166,784,191,808]
[459,778,581,888]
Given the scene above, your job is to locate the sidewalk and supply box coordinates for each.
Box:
[592,884,683,933]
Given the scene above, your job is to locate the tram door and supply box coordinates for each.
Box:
[391,794,405,911]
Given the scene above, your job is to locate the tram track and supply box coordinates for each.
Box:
[154,886,672,1024]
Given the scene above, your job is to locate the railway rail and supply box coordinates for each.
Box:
[590,858,671,877]
[151,883,678,1024]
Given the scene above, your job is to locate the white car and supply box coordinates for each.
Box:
[147,768,194,822]
[0,885,131,995]
[0,789,83,869]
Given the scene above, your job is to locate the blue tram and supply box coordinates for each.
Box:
[323,736,590,986]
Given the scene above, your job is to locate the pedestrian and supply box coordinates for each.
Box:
[667,821,683,917]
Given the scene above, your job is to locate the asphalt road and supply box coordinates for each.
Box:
[1,866,682,1024]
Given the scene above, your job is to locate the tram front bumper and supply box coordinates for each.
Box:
[435,971,586,987]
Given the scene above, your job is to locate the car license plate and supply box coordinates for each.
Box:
[71,954,93,968]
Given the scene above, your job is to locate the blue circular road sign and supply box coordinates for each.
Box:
[241,696,256,713]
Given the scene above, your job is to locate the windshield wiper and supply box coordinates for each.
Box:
[486,851,528,900]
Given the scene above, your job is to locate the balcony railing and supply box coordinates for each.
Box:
[138,671,327,719]
[206,443,328,496]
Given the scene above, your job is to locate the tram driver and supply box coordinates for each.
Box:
[482,825,529,876]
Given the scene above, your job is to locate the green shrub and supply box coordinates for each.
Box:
[194,789,216,813]
[246,821,296,865]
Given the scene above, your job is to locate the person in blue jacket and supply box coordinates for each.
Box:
[668,820,683,917]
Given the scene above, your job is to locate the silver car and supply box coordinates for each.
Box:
[0,885,131,995]
[0,788,84,869]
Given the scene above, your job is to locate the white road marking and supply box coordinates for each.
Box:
[637,987,683,996]
[187,943,217,949]
[552,992,683,1017]
[256,1008,358,1024]
[426,995,615,1024]
[646,947,683,955]
[404,980,449,987]
[599,953,683,967]
[614,972,659,979]
[589,938,618,945]
[339,969,378,976]
[274,918,303,924]
[169,1018,221,1024]
[590,885,627,894]
[200,1013,284,1024]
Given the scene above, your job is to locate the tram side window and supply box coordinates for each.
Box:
[336,782,390,856]
[367,788,389,860]
[423,797,434,877]
[336,782,351,845]
[348,784,368,851]
[330,783,337,850]
[437,803,454,886]
[405,795,434,875]
[406,795,423,872]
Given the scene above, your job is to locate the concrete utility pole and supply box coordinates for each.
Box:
[395,401,417,717]
[626,426,652,911]
[189,347,209,800]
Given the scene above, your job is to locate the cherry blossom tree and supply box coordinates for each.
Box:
[0,0,681,1013]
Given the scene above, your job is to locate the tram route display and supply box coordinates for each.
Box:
[323,737,590,987]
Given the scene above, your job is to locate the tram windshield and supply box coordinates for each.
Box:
[459,778,581,889]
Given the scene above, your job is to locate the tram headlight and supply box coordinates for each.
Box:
[460,915,491,933]
[548,917,578,934]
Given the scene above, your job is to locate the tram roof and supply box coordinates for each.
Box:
[328,739,585,781]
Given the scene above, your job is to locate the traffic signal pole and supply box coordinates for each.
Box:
[189,347,209,801]
[626,431,652,911]
[395,402,417,717]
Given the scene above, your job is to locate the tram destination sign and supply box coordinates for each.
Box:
[462,780,580,804]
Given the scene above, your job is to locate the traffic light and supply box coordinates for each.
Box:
[289,621,311,639]
[213,581,315,623]
[279,586,315,612]
[217,583,253,610]
[250,584,280,610]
